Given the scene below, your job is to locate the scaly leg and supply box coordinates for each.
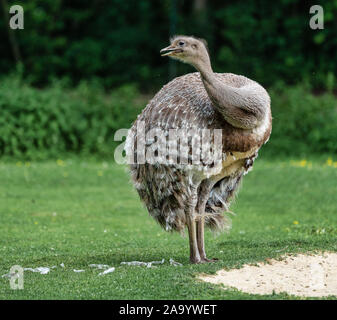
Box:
[196,216,206,260]
[194,161,246,263]
[186,214,201,264]
[196,180,217,262]
[195,161,244,262]
[185,184,201,264]
[196,217,219,262]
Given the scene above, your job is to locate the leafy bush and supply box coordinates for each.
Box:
[0,75,335,159]
[0,75,144,159]
[266,83,337,157]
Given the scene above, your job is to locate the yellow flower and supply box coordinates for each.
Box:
[291,160,307,167]
[97,170,103,177]
[16,161,22,167]
[293,220,299,225]
[57,159,65,166]
[299,160,307,167]
[326,158,333,166]
[333,162,337,168]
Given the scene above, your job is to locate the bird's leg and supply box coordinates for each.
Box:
[196,180,217,263]
[186,214,201,264]
[191,161,245,263]
[196,216,206,261]
[186,185,201,264]
[196,217,219,263]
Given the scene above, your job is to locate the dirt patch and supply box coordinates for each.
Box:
[198,252,337,297]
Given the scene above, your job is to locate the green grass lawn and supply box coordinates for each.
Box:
[0,157,336,300]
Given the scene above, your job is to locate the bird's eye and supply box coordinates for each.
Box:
[178,41,185,46]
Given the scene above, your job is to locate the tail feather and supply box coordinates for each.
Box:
[205,212,232,233]
[204,173,243,232]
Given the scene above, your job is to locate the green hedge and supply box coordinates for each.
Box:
[0,76,336,159]
[267,83,337,157]
[0,75,143,159]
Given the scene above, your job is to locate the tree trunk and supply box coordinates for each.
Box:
[194,0,206,12]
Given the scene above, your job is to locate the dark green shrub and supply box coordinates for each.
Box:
[0,1,336,91]
[266,83,337,157]
[0,75,335,159]
[0,76,144,159]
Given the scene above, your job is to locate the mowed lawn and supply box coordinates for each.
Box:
[0,157,336,300]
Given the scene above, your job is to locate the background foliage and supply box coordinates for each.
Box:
[1,0,337,90]
[0,0,336,159]
[0,75,335,159]
[0,74,141,159]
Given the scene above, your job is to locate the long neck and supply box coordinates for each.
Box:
[193,54,213,83]
[193,52,266,129]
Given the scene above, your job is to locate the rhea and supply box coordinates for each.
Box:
[126,36,272,263]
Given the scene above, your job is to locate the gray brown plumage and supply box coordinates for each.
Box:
[125,36,272,263]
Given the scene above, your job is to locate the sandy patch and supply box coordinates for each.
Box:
[198,252,337,297]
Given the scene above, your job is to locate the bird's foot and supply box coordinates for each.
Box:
[190,256,202,264]
[200,257,219,263]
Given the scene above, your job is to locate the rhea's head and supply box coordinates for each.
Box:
[160,35,210,69]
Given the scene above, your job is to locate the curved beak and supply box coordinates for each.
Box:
[160,45,183,57]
